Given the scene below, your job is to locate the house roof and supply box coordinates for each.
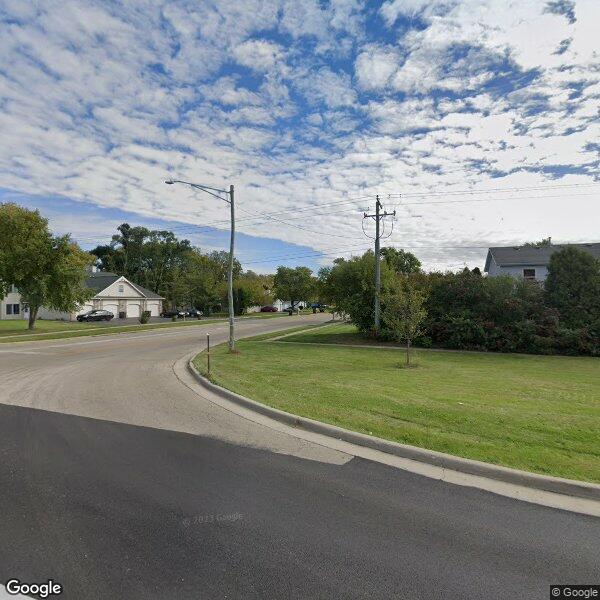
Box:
[86,272,164,299]
[484,243,600,271]
[85,272,121,291]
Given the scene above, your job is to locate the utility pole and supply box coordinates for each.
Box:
[227,184,235,352]
[363,195,395,334]
[165,178,236,352]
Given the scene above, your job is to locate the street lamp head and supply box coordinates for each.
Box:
[165,179,175,185]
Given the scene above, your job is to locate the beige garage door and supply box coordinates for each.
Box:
[102,303,118,316]
[147,301,159,317]
[127,303,141,318]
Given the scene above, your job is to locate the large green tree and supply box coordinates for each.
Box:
[380,247,421,274]
[0,203,50,299]
[91,223,195,300]
[545,246,600,328]
[0,203,93,329]
[319,251,394,331]
[273,266,316,310]
[232,271,273,315]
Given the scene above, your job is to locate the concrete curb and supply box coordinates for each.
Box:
[188,358,600,502]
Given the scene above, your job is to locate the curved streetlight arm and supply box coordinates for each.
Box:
[165,179,230,203]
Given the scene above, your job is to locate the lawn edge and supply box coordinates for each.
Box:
[188,354,600,501]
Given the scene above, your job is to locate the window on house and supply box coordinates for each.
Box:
[12,304,19,314]
[6,304,12,315]
[523,268,536,280]
[118,285,124,293]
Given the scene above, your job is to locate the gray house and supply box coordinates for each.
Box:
[484,243,600,281]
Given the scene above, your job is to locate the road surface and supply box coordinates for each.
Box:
[0,315,598,599]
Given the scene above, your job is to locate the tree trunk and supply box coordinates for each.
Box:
[406,338,411,366]
[28,305,38,330]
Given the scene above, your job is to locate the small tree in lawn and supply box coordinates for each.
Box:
[383,277,428,366]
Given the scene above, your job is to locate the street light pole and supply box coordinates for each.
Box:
[227,184,235,352]
[165,178,236,352]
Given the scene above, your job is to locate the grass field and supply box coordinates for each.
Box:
[195,323,600,482]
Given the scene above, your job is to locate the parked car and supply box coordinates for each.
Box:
[186,308,203,319]
[260,306,278,312]
[77,309,114,322]
[160,309,185,318]
[311,303,328,313]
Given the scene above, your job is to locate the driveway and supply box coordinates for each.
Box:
[0,314,597,599]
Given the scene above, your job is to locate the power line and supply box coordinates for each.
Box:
[389,181,600,198]
[71,182,600,244]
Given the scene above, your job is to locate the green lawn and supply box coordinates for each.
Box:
[0,319,102,335]
[195,323,600,482]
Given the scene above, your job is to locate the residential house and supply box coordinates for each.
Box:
[484,243,600,282]
[0,284,23,320]
[0,272,164,321]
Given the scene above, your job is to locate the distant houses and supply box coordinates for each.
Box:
[484,243,600,281]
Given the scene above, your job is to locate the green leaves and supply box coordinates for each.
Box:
[273,266,316,309]
[545,246,600,329]
[0,203,93,329]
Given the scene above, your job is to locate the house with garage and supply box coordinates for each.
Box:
[1,272,164,321]
[484,243,600,282]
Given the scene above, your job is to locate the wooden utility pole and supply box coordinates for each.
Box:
[363,195,395,333]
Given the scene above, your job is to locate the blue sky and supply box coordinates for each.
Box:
[0,0,598,273]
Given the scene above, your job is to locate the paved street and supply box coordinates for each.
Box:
[0,315,598,599]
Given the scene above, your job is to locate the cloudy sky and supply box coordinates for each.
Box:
[0,0,598,272]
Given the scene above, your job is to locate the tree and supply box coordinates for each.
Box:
[319,251,394,331]
[380,247,421,274]
[0,203,51,299]
[232,271,273,315]
[273,266,316,310]
[524,237,552,247]
[91,223,195,301]
[545,246,600,328]
[383,277,428,366]
[0,203,92,329]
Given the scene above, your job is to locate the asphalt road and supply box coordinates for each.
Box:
[0,315,598,599]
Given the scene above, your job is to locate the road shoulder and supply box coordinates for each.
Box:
[184,354,600,516]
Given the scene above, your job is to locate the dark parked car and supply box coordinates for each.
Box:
[77,309,114,322]
[260,306,278,312]
[186,308,203,319]
[160,309,185,318]
[311,303,328,313]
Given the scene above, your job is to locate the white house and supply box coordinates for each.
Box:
[1,272,164,321]
[0,285,23,320]
[484,243,600,282]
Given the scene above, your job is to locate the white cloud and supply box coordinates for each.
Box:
[233,39,286,73]
[294,67,357,108]
[380,0,444,24]
[0,0,598,272]
[355,45,400,91]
